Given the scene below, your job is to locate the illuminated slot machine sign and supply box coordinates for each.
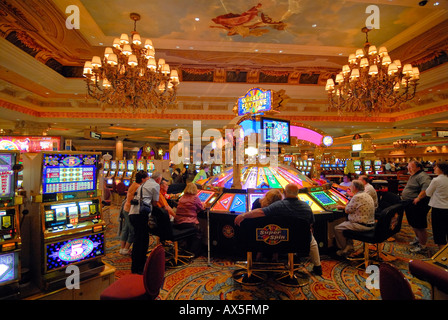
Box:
[0,153,16,205]
[45,233,105,272]
[211,192,248,214]
[0,251,19,286]
[43,199,100,233]
[41,153,98,202]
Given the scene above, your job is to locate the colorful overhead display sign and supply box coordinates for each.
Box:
[0,136,61,153]
[237,88,272,116]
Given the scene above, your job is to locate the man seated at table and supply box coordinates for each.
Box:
[358,175,378,210]
[234,183,322,276]
[333,180,375,257]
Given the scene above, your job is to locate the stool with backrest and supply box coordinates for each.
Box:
[100,244,165,300]
[233,215,311,287]
[150,206,197,268]
[343,203,404,269]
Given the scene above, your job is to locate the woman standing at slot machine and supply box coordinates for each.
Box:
[119,171,149,255]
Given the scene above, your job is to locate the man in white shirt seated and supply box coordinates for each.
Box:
[334,180,376,256]
[358,175,378,210]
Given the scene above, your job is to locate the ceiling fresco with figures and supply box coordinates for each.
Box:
[0,0,447,155]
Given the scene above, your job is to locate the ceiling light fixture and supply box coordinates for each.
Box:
[393,138,418,149]
[325,27,419,115]
[83,13,179,113]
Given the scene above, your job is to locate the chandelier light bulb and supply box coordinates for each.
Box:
[119,33,129,44]
[107,53,118,66]
[91,56,102,68]
[132,33,141,45]
[128,54,138,67]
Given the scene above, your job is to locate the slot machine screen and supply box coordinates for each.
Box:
[364,160,371,166]
[0,251,19,285]
[79,202,90,218]
[261,117,290,145]
[328,189,348,205]
[103,161,110,170]
[197,190,214,204]
[106,178,113,185]
[125,172,133,178]
[248,193,264,209]
[45,233,105,272]
[297,194,325,213]
[55,207,67,222]
[41,153,98,194]
[0,153,15,199]
[123,180,130,187]
[118,161,125,170]
[117,171,123,178]
[127,160,134,171]
[374,160,382,166]
[67,205,79,224]
[310,191,337,206]
[0,209,15,237]
[110,161,117,170]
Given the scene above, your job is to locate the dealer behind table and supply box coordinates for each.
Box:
[234,183,322,276]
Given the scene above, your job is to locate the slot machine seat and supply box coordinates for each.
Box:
[343,203,404,269]
[100,244,165,300]
[113,182,127,205]
[379,263,415,300]
[233,215,311,287]
[149,206,197,268]
[409,258,448,299]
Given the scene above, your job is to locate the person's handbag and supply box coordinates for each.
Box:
[137,181,152,217]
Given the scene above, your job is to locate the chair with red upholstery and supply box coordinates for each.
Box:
[100,244,165,300]
[379,263,415,300]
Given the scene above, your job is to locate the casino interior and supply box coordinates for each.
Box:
[1,0,448,303]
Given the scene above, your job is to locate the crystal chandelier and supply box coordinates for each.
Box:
[393,138,417,149]
[83,13,179,113]
[325,27,419,115]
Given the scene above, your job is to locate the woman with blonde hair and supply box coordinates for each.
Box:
[252,189,283,210]
[173,183,205,256]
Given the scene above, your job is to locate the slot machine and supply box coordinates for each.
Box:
[0,151,23,298]
[374,160,382,174]
[123,160,135,188]
[363,160,372,174]
[22,151,106,291]
[353,160,362,175]
[105,160,117,188]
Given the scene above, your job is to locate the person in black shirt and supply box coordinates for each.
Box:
[235,183,322,275]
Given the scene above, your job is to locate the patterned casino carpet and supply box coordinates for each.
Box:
[101,205,435,300]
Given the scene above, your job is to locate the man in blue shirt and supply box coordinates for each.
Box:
[235,183,321,275]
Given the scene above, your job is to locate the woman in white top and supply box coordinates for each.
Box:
[414,162,448,250]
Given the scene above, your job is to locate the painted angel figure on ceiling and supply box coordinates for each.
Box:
[210,3,287,37]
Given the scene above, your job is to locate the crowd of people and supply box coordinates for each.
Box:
[112,159,448,276]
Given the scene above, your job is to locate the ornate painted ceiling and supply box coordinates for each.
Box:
[0,0,447,154]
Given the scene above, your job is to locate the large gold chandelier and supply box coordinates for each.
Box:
[393,138,417,149]
[83,13,179,113]
[325,27,419,115]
